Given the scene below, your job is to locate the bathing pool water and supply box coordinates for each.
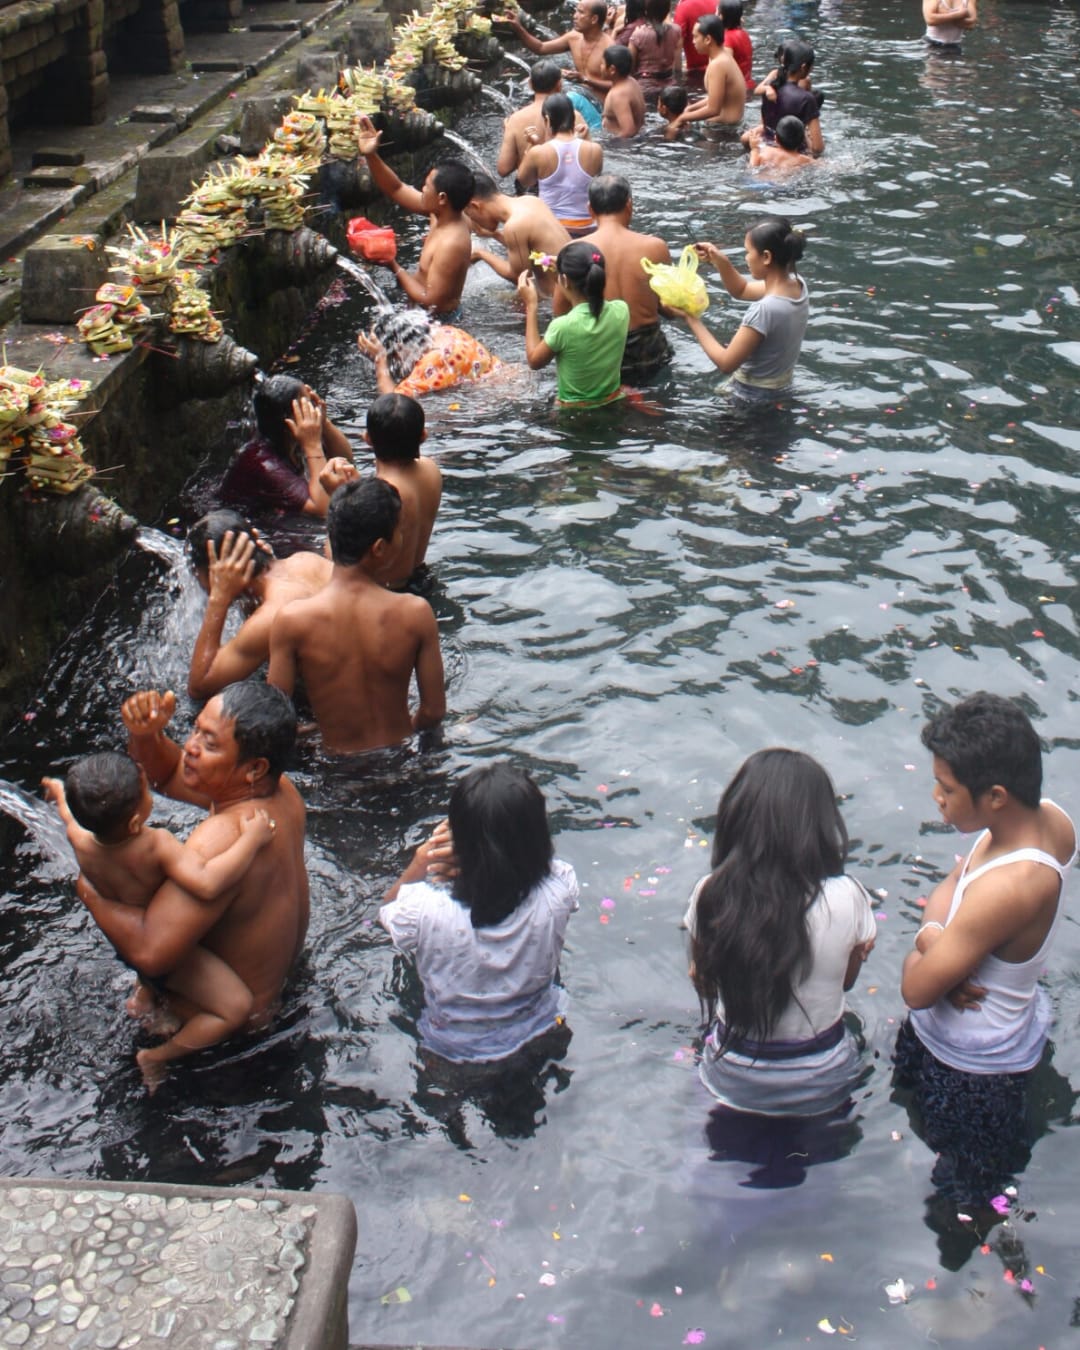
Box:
[1,0,1078,1345]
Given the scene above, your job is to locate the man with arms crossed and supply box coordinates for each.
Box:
[269,478,446,753]
[78,682,309,1031]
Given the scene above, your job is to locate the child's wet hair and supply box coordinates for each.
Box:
[187,510,271,579]
[449,762,554,928]
[658,85,688,117]
[775,115,806,152]
[604,43,633,77]
[367,393,425,462]
[66,752,143,839]
[921,692,1043,809]
[556,240,607,319]
[747,215,807,269]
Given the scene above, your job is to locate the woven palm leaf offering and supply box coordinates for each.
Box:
[168,272,224,343]
[0,364,94,492]
[105,223,180,294]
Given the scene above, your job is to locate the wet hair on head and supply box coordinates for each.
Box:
[557,240,607,319]
[372,308,433,385]
[921,692,1043,810]
[470,169,498,201]
[529,58,563,94]
[695,13,725,44]
[747,215,806,270]
[719,0,743,28]
[582,0,607,22]
[448,761,554,928]
[774,37,814,87]
[218,681,297,784]
[542,92,576,135]
[253,375,306,457]
[327,476,402,567]
[690,748,848,1046]
[775,115,806,151]
[644,0,671,39]
[431,160,475,212]
[622,0,645,23]
[603,43,633,77]
[187,509,270,579]
[658,84,688,116]
[588,172,631,217]
[65,752,144,839]
[366,392,425,462]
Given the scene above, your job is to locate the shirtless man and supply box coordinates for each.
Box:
[354,117,474,320]
[601,46,646,138]
[186,511,330,701]
[668,15,746,130]
[268,477,445,753]
[581,173,673,379]
[467,171,570,297]
[319,393,443,590]
[923,0,976,45]
[77,682,309,1029]
[507,0,614,97]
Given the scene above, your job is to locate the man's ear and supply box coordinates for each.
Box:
[985,784,1009,811]
[245,757,270,786]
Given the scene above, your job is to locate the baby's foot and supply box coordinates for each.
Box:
[126,981,157,1020]
[135,1049,169,1096]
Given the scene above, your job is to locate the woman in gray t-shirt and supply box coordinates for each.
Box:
[673,216,809,403]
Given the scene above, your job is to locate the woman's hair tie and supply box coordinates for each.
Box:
[591,252,601,263]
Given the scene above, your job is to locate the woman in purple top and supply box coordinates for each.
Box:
[221,375,353,518]
[628,0,683,86]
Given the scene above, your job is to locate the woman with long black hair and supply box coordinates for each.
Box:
[687,748,876,1116]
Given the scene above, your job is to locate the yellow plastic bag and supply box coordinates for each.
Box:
[641,245,710,317]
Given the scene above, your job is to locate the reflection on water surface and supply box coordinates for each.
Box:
[1,0,1078,1344]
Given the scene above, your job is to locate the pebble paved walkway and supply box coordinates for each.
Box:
[0,1185,315,1347]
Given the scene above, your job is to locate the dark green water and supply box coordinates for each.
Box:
[1,0,1078,1344]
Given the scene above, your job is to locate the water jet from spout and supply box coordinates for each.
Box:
[336,257,395,310]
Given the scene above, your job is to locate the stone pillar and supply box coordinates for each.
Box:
[66,0,110,124]
[120,0,186,74]
[0,80,11,183]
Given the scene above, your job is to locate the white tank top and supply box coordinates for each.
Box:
[911,800,1076,1073]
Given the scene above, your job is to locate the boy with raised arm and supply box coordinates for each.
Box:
[896,692,1076,1201]
[44,752,274,1090]
[268,477,445,753]
[353,118,474,321]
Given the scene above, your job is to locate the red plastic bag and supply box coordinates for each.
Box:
[347,217,397,263]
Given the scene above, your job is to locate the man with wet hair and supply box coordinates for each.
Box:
[186,510,330,700]
[353,120,474,321]
[600,46,646,138]
[496,60,597,182]
[896,692,1076,1203]
[220,374,352,517]
[576,173,673,378]
[506,0,614,96]
[76,681,309,1032]
[668,14,746,130]
[268,478,445,753]
[467,170,570,297]
[318,393,444,590]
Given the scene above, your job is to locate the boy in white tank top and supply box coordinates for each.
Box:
[895,691,1076,1205]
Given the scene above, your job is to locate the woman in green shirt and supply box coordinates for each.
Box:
[518,242,630,406]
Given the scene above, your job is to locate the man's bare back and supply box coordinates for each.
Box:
[589,219,671,328]
[376,456,443,587]
[267,477,445,753]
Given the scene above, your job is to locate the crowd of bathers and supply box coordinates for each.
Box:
[47,0,1061,1223]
